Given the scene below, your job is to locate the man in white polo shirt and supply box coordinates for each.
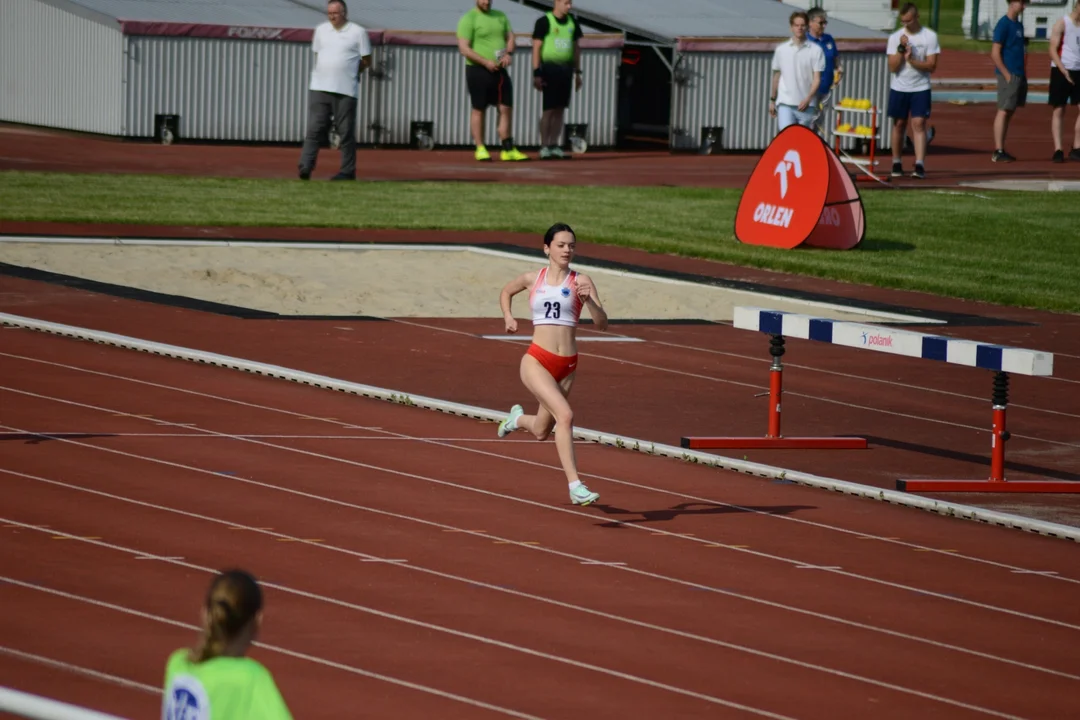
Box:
[886,2,940,179]
[298,0,371,181]
[769,11,826,133]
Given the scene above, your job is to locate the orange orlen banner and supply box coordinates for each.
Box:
[735,124,865,250]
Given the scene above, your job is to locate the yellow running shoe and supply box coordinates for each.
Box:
[475,145,491,161]
[500,148,529,162]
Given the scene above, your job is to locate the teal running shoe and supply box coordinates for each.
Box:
[569,483,600,506]
[497,405,523,438]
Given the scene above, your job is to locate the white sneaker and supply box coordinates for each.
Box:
[497,405,523,438]
[569,482,599,506]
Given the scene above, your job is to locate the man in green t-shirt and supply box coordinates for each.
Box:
[457,0,528,161]
[531,0,583,159]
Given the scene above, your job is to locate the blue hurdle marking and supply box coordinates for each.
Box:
[733,307,1053,377]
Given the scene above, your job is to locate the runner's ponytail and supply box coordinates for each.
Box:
[191,570,263,663]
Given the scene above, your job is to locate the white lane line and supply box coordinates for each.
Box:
[4,351,1080,581]
[1010,570,1059,576]
[0,431,534,442]
[479,335,645,343]
[0,577,545,720]
[0,526,799,720]
[5,390,1078,634]
[0,645,159,694]
[4,466,1078,683]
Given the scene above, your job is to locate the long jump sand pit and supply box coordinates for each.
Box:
[0,240,921,324]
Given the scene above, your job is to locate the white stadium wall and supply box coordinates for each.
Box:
[0,0,124,135]
[375,37,620,149]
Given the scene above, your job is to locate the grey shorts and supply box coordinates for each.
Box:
[997,74,1027,111]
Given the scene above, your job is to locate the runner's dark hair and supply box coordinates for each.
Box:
[544,223,576,246]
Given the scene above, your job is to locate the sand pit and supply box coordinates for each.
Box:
[0,241,916,323]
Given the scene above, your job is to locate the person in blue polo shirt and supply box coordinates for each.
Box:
[990,0,1029,162]
[806,7,843,129]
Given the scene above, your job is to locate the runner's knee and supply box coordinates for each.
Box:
[554,408,573,430]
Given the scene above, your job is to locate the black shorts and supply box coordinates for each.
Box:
[1049,65,1080,107]
[539,63,574,111]
[466,64,513,110]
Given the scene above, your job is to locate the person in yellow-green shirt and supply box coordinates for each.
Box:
[162,570,292,720]
[457,0,528,161]
[532,0,584,159]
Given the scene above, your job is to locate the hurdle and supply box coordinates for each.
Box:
[682,307,1080,493]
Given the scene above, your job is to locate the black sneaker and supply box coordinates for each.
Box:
[1069,148,1080,162]
[911,164,926,179]
[330,172,356,181]
[891,162,904,177]
[1052,150,1065,163]
[298,167,311,180]
[992,150,1015,163]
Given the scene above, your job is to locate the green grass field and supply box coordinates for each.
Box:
[931,0,994,52]
[2,170,1077,314]
[917,0,1056,52]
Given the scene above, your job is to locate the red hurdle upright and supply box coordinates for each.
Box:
[897,371,1080,493]
[681,334,868,451]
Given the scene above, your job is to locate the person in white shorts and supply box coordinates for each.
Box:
[1048,0,1080,162]
[769,11,826,133]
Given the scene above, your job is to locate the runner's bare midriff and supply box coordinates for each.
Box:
[532,323,577,356]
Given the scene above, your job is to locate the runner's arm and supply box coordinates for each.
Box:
[500,271,534,334]
[576,274,608,332]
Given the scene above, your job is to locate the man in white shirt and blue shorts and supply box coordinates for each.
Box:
[298,0,371,181]
[769,12,826,133]
[886,2,940,179]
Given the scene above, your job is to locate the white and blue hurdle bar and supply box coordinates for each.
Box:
[681,307,1079,493]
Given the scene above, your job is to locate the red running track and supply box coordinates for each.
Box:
[2,327,1080,719]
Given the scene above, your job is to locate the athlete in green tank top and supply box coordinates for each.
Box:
[540,10,577,65]
[163,650,292,720]
[531,0,583,159]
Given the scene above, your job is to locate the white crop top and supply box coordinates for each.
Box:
[529,268,583,327]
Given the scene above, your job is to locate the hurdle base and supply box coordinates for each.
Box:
[682,436,868,450]
[897,479,1080,493]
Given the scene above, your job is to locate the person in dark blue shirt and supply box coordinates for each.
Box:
[806,8,842,131]
[990,0,1029,162]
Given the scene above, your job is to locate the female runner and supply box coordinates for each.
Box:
[162,569,293,719]
[496,222,608,506]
